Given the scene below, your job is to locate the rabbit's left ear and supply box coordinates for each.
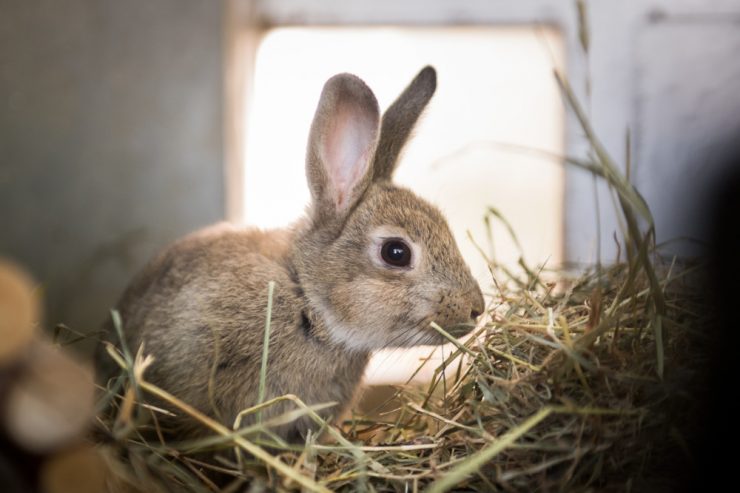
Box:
[373,66,436,181]
[306,74,380,225]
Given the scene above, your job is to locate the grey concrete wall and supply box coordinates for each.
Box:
[635,14,740,254]
[0,0,224,340]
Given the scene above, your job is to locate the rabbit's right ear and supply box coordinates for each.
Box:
[306,74,380,225]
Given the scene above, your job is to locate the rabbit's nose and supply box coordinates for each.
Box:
[469,285,485,320]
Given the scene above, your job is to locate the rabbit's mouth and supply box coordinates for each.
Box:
[444,322,477,339]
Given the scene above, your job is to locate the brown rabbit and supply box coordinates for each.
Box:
[97,66,484,443]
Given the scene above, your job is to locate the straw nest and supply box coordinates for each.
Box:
[94,249,704,493]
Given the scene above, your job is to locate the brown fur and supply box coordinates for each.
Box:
[96,67,484,443]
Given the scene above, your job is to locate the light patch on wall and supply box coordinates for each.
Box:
[241,27,564,383]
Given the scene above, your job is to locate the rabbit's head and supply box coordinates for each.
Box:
[293,67,484,352]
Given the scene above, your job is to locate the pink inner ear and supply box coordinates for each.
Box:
[322,101,376,210]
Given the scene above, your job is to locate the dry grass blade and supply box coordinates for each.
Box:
[553,70,667,377]
[256,281,275,421]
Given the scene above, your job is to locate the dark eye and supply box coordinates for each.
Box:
[380,239,412,267]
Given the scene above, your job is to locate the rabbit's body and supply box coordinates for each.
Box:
[98,67,484,443]
[107,222,369,439]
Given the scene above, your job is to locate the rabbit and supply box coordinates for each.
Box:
[96,66,485,444]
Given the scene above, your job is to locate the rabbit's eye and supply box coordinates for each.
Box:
[381,239,412,267]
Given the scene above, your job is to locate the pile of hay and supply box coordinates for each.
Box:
[93,250,705,493]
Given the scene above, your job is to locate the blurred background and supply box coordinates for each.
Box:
[2,0,740,366]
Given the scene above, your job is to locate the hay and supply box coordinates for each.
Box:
[93,252,704,492]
